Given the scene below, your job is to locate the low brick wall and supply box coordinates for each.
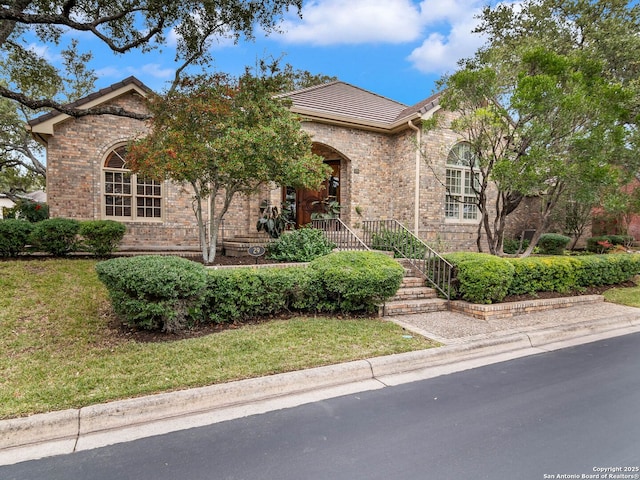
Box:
[450,295,604,320]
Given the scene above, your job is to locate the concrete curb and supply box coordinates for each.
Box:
[2,313,640,466]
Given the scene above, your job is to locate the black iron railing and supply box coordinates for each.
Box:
[361,220,452,299]
[310,218,370,251]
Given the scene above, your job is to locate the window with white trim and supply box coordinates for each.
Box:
[103,146,162,220]
[445,142,480,222]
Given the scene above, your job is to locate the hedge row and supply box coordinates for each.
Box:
[444,253,640,304]
[96,251,404,332]
[0,218,125,257]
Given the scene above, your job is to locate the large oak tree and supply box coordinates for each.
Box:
[0,0,303,196]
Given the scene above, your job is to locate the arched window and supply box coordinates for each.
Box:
[103,146,162,220]
[445,142,479,221]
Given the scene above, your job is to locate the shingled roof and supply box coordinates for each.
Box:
[280,81,440,132]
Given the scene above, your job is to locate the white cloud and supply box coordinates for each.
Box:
[95,63,174,81]
[279,0,423,45]
[408,1,487,74]
[137,63,175,79]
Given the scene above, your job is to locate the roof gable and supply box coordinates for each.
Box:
[28,76,152,136]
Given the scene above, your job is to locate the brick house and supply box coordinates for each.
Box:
[28,76,536,254]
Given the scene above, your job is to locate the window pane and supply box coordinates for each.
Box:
[445,196,459,218]
[446,169,461,195]
[463,196,478,220]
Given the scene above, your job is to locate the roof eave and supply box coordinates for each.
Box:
[27,82,150,137]
[292,107,423,134]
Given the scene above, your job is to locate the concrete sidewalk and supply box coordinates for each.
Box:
[2,298,640,467]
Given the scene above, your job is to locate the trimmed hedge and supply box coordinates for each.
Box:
[266,228,335,262]
[204,266,314,323]
[79,220,126,257]
[309,251,405,313]
[96,256,208,333]
[573,254,640,287]
[444,253,515,304]
[537,233,571,255]
[506,256,579,295]
[29,218,80,256]
[0,219,34,257]
[445,253,640,303]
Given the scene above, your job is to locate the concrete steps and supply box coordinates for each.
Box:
[380,259,448,316]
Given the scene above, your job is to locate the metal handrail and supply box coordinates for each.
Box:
[361,219,452,300]
[310,218,370,251]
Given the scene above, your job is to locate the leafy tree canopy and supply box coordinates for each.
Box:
[1,0,303,119]
[435,0,640,256]
[126,66,330,264]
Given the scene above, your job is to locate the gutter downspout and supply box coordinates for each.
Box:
[407,119,421,236]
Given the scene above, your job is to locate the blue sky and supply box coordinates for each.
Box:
[36,0,510,107]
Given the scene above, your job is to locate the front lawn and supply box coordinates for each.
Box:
[0,259,436,419]
[603,282,640,307]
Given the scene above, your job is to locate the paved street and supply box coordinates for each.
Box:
[3,332,640,480]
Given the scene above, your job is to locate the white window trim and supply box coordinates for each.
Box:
[445,142,480,224]
[102,146,164,222]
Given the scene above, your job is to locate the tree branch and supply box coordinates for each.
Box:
[0,85,151,120]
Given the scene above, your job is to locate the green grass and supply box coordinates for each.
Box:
[0,259,437,419]
[603,282,640,307]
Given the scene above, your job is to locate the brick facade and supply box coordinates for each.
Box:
[38,79,537,254]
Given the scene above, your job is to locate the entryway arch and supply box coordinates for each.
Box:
[284,143,350,228]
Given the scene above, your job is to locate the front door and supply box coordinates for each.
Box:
[285,160,340,228]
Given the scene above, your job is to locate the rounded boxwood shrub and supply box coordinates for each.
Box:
[0,219,34,257]
[444,252,515,304]
[309,250,404,313]
[537,233,571,255]
[96,255,208,333]
[79,220,126,257]
[29,218,80,256]
[266,227,335,262]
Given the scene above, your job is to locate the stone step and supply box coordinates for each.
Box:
[380,298,449,316]
[391,286,438,301]
[401,276,424,288]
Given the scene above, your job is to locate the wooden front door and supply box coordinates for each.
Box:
[285,161,340,227]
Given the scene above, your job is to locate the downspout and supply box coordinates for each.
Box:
[407,119,421,236]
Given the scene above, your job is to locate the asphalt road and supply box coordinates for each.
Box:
[3,333,640,480]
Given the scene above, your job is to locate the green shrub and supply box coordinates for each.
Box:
[266,228,335,262]
[503,237,530,255]
[586,236,612,253]
[309,251,404,313]
[573,254,640,287]
[506,256,579,295]
[79,220,126,257]
[29,218,80,256]
[370,228,427,259]
[5,199,50,223]
[537,233,571,255]
[607,235,634,246]
[204,266,313,323]
[444,253,515,304]
[587,235,634,253]
[96,255,208,332]
[0,219,34,257]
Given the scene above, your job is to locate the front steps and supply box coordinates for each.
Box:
[380,260,449,316]
[222,233,272,257]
